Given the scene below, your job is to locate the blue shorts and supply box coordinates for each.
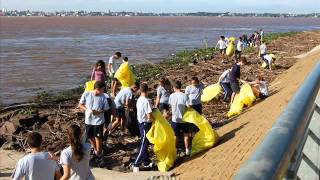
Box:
[159,103,169,111]
[115,107,125,118]
[171,122,190,136]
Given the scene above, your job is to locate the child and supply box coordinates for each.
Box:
[110,82,139,134]
[262,54,276,70]
[79,81,110,158]
[230,57,247,104]
[218,68,232,102]
[249,75,269,99]
[91,60,107,82]
[155,77,171,112]
[235,37,244,60]
[108,52,122,96]
[60,125,94,180]
[168,81,191,155]
[103,91,113,147]
[132,83,154,172]
[215,36,228,63]
[123,56,129,62]
[12,132,61,180]
[259,41,267,60]
[185,77,204,114]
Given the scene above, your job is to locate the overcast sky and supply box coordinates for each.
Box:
[1,0,320,13]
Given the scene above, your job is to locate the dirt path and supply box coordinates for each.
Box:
[172,46,320,179]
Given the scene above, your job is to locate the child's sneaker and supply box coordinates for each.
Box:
[132,166,139,173]
[185,148,191,156]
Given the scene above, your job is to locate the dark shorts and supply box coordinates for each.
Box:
[231,82,240,93]
[110,73,118,81]
[171,122,190,136]
[260,53,266,59]
[86,124,104,139]
[235,50,242,55]
[159,103,169,111]
[104,110,112,128]
[190,104,202,114]
[219,48,226,54]
[259,93,268,99]
[115,107,126,118]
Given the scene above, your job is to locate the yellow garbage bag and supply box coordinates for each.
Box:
[226,43,235,57]
[114,62,136,88]
[228,37,236,42]
[262,61,267,68]
[262,61,276,69]
[201,83,222,103]
[227,94,243,117]
[239,83,256,106]
[84,80,96,92]
[183,108,219,156]
[227,83,256,117]
[146,109,177,172]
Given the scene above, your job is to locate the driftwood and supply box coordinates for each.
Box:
[0,103,76,114]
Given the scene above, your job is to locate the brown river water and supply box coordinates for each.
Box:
[0,16,320,105]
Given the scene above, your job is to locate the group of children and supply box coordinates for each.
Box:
[12,30,274,179]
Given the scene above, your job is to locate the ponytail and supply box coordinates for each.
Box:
[67,125,84,162]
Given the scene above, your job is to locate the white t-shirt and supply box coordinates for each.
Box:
[219,69,231,83]
[156,85,170,104]
[263,54,273,66]
[114,87,133,108]
[60,143,94,180]
[79,92,110,125]
[108,55,121,74]
[217,39,227,49]
[237,41,244,51]
[12,152,59,180]
[168,92,188,123]
[259,81,269,96]
[185,84,204,106]
[259,44,267,54]
[136,96,153,123]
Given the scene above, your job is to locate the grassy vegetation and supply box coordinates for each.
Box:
[36,86,84,103]
[263,31,299,43]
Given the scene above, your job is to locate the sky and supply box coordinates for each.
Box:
[1,0,320,13]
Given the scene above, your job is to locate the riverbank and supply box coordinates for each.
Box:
[1,30,320,178]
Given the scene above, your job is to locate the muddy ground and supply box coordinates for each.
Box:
[1,30,320,172]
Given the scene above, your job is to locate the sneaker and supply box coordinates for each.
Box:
[185,149,191,156]
[142,162,154,168]
[132,166,139,173]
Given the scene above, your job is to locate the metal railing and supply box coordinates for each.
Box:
[234,62,320,180]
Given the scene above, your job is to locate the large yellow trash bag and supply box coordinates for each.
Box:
[226,42,235,57]
[146,109,177,172]
[227,94,243,117]
[228,37,236,42]
[84,80,96,92]
[183,108,219,156]
[239,83,256,106]
[227,84,256,117]
[201,83,222,103]
[114,62,136,88]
